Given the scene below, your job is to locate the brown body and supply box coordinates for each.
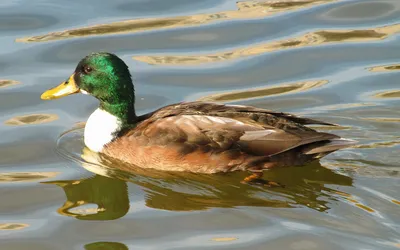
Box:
[103,102,355,174]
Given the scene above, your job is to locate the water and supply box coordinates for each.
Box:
[1,0,400,249]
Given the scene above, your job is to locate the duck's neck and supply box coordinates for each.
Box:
[84,99,137,153]
[99,99,137,125]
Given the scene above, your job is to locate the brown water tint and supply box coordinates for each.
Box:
[1,0,400,249]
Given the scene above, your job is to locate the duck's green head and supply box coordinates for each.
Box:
[41,52,136,122]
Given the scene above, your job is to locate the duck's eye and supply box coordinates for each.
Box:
[83,66,93,74]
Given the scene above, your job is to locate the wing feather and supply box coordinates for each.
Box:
[133,113,336,157]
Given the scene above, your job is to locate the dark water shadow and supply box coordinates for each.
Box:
[42,128,353,220]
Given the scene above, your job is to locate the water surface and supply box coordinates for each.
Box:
[1,0,400,249]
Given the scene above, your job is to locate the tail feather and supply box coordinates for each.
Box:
[303,138,357,155]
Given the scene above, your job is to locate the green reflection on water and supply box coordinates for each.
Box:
[84,242,128,250]
[43,175,129,221]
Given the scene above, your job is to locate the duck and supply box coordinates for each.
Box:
[41,52,356,186]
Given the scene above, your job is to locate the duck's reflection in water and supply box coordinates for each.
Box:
[43,147,353,220]
[44,174,129,220]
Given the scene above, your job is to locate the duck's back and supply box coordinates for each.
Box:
[103,102,355,173]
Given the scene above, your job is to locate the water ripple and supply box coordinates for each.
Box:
[16,0,336,43]
[4,113,58,126]
[0,80,20,89]
[0,14,57,32]
[369,63,400,72]
[0,223,29,231]
[198,80,328,102]
[0,172,58,183]
[135,22,400,65]
[374,90,400,99]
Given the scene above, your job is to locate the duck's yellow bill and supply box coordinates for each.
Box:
[41,74,80,100]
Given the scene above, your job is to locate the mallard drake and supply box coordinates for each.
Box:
[41,52,356,186]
